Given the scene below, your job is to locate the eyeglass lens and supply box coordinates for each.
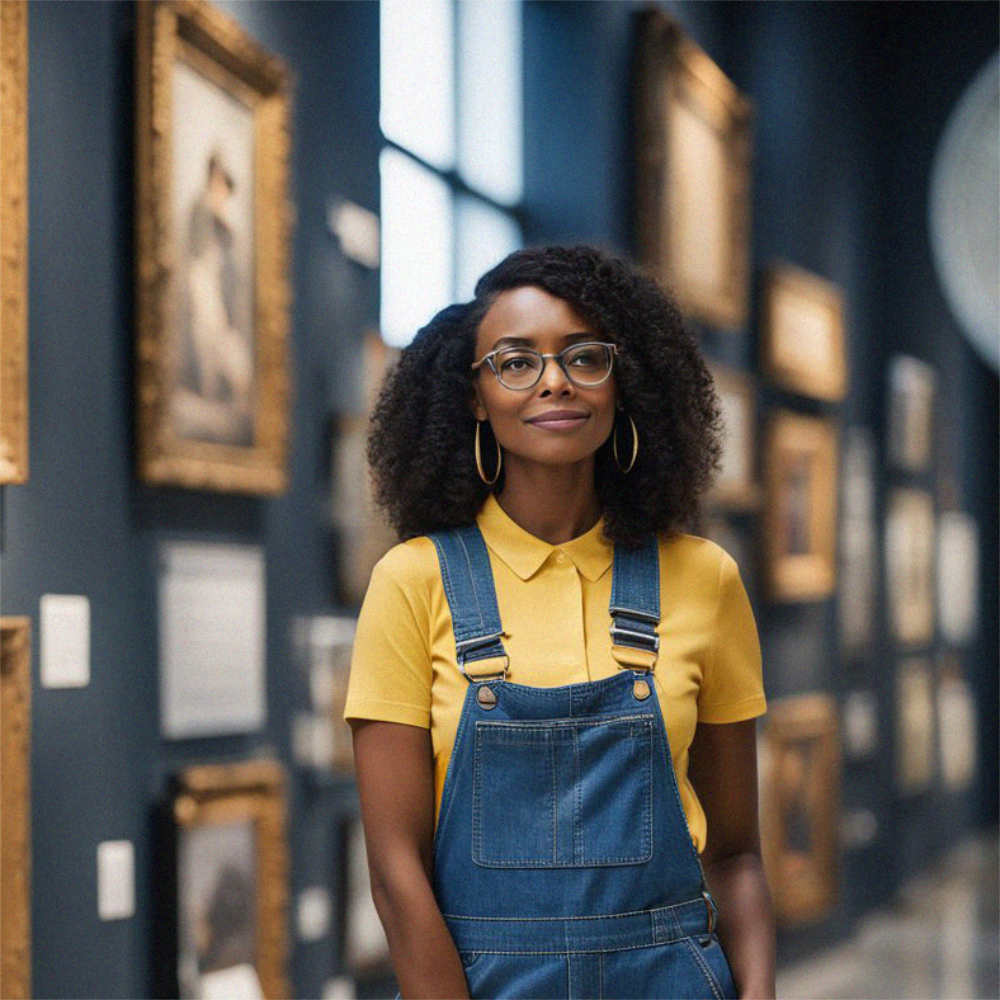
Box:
[494,343,613,389]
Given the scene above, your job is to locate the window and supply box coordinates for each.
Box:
[380,0,523,346]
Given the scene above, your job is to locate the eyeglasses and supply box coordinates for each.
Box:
[470,341,619,391]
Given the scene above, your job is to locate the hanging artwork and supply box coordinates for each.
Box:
[136,0,292,493]
[936,653,976,793]
[885,488,935,646]
[0,0,28,483]
[936,510,979,644]
[758,693,839,926]
[634,9,752,330]
[838,426,877,654]
[760,263,847,402]
[887,355,936,472]
[705,363,760,510]
[762,410,838,601]
[895,657,935,794]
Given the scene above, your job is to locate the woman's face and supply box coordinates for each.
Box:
[470,286,617,469]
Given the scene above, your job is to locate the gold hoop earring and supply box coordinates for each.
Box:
[612,413,638,474]
[475,420,502,485]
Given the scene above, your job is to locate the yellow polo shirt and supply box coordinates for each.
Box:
[344,493,766,854]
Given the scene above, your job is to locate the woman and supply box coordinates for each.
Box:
[345,246,776,999]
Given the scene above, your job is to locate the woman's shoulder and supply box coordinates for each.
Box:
[370,534,443,593]
[657,530,735,579]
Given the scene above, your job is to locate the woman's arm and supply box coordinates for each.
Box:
[351,719,469,999]
[688,718,776,1000]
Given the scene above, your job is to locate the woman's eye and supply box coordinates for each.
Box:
[500,355,535,371]
[570,350,599,365]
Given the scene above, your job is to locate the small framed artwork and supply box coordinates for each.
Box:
[173,759,288,999]
[0,0,29,484]
[706,363,760,510]
[936,652,976,793]
[760,264,847,402]
[936,510,979,645]
[895,657,935,794]
[762,410,838,601]
[885,488,935,646]
[135,0,293,494]
[887,355,936,472]
[758,693,839,926]
[841,689,878,760]
[838,426,877,654]
[634,10,752,330]
[1,617,31,999]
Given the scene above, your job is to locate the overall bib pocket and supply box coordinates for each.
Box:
[471,714,654,867]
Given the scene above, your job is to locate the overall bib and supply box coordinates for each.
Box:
[422,523,739,999]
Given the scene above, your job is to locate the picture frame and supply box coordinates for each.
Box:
[135,0,293,494]
[887,354,936,472]
[936,509,979,645]
[705,362,760,510]
[895,657,935,795]
[634,9,752,330]
[760,263,847,402]
[0,0,29,484]
[838,426,877,654]
[1,617,31,999]
[762,410,838,601]
[758,693,839,926]
[172,759,288,999]
[885,487,935,646]
[936,652,976,793]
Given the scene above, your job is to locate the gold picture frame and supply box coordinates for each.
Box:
[759,693,839,927]
[173,759,288,999]
[762,410,838,601]
[706,362,760,510]
[136,0,293,494]
[1,617,31,999]
[635,9,752,330]
[761,263,847,402]
[0,1,29,484]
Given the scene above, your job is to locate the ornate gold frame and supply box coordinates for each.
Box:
[635,10,752,330]
[759,692,839,927]
[1,617,31,999]
[1,1,28,483]
[761,263,847,402]
[762,409,838,601]
[135,0,292,494]
[173,759,288,998]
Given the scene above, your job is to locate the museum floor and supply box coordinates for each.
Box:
[776,831,999,999]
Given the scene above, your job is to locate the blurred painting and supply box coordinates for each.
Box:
[759,694,839,926]
[762,410,838,601]
[838,426,877,654]
[842,689,878,760]
[886,488,935,646]
[706,363,759,510]
[761,263,846,402]
[635,10,751,330]
[887,355,936,471]
[0,0,28,484]
[895,657,935,794]
[936,653,976,793]
[136,0,291,494]
[936,510,979,644]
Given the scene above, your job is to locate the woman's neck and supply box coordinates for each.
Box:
[495,460,602,545]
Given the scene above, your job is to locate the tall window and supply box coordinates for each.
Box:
[380,0,523,347]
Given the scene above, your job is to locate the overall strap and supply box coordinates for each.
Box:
[609,535,661,671]
[428,524,509,681]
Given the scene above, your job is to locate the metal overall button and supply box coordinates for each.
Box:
[477,685,498,709]
[633,677,651,700]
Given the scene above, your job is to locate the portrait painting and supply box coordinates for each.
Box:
[635,9,752,330]
[136,0,292,493]
[885,488,935,646]
[172,760,288,999]
[0,0,28,484]
[758,694,839,926]
[705,363,759,510]
[761,263,847,402]
[762,410,838,601]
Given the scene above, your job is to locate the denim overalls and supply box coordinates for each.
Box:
[421,523,739,999]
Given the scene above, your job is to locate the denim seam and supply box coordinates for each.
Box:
[443,897,709,921]
[682,936,724,1000]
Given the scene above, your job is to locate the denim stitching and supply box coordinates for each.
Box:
[682,936,724,1000]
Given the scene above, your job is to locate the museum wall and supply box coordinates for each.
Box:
[0,1,996,998]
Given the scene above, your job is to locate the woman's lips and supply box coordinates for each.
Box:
[526,414,589,431]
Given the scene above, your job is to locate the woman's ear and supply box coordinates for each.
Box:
[469,384,488,422]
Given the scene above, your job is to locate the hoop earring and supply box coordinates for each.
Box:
[612,412,639,474]
[475,420,502,485]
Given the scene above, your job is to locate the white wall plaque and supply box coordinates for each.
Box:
[159,541,265,738]
[97,840,135,920]
[40,593,90,688]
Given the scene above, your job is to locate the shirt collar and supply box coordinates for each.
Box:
[475,493,613,583]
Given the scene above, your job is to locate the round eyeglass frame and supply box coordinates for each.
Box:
[470,341,620,391]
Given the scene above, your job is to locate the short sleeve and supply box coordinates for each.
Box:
[697,549,767,724]
[343,546,433,729]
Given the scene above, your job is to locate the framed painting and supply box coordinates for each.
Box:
[635,9,752,330]
[885,487,935,646]
[895,657,935,795]
[172,759,288,999]
[936,652,976,793]
[761,263,847,402]
[936,509,978,645]
[705,362,760,510]
[762,410,838,601]
[1,617,31,999]
[838,426,877,654]
[758,693,839,926]
[887,355,935,472]
[136,0,292,494]
[0,0,28,483]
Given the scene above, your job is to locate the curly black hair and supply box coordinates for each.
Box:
[367,245,723,548]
